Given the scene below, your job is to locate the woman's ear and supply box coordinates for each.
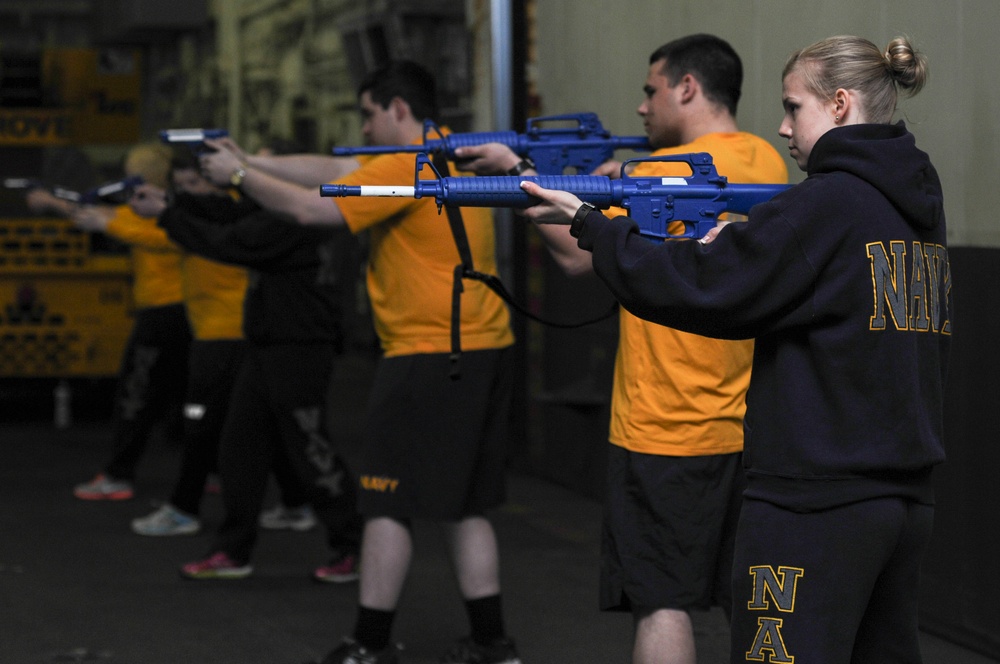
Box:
[833,88,852,123]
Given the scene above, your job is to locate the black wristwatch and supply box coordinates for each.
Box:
[570,202,596,238]
[506,158,535,176]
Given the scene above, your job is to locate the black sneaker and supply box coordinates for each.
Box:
[439,637,521,664]
[312,638,403,664]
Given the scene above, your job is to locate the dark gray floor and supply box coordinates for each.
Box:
[1,355,995,663]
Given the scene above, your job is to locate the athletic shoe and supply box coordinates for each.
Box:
[259,504,317,531]
[180,551,252,580]
[73,473,134,501]
[130,504,201,536]
[311,638,402,664]
[312,552,359,583]
[439,637,522,664]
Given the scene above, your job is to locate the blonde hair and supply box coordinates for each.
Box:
[123,143,173,189]
[783,35,928,123]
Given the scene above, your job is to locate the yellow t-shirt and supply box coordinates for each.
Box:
[179,255,247,340]
[104,206,246,340]
[104,206,183,310]
[333,144,514,357]
[608,132,788,456]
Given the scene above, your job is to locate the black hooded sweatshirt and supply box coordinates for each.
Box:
[574,122,951,512]
[159,193,354,347]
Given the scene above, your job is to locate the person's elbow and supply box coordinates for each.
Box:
[289,197,346,227]
[552,251,594,278]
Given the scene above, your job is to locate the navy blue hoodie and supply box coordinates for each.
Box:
[574,122,950,511]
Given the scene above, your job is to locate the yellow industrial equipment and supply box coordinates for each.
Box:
[0,46,142,383]
[0,216,132,377]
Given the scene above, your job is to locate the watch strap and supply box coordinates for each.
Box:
[570,202,596,238]
[506,158,535,176]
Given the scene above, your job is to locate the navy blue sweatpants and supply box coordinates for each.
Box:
[730,496,933,664]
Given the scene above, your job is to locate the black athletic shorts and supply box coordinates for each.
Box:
[357,347,513,520]
[600,445,744,613]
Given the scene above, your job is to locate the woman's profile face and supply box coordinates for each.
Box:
[778,68,837,171]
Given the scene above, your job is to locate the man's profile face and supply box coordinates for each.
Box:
[637,58,683,149]
[359,91,399,147]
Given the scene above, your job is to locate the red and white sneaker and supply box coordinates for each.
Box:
[313,552,359,583]
[73,473,134,501]
[181,552,252,580]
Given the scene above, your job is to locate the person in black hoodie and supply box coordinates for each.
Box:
[129,160,364,582]
[514,35,949,664]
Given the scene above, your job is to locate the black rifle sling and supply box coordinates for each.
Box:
[431,152,474,380]
[430,153,618,380]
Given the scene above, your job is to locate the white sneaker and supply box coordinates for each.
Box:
[258,504,317,531]
[131,504,201,536]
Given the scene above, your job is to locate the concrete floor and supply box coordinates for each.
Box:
[1,356,995,663]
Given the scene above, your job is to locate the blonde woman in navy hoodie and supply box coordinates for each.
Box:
[516,35,947,664]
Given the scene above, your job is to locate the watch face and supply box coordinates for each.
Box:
[230,169,245,186]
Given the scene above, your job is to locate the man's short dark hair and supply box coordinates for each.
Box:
[359,60,439,123]
[650,34,743,116]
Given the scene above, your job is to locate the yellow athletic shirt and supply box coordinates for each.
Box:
[104,206,183,310]
[608,132,788,456]
[103,206,246,340]
[333,138,513,357]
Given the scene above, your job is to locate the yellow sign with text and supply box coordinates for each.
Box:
[0,48,141,146]
[0,110,73,145]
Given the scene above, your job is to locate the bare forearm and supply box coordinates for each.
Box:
[240,167,346,226]
[448,147,595,275]
[246,154,360,187]
[533,222,594,277]
[26,189,76,217]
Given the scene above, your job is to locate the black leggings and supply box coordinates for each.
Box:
[168,339,246,515]
[104,303,191,481]
[213,343,362,563]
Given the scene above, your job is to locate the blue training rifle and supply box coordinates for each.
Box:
[331,112,651,175]
[320,152,791,241]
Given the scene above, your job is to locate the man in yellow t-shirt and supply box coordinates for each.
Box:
[71,159,249,538]
[456,34,788,664]
[198,61,518,664]
[25,144,192,502]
